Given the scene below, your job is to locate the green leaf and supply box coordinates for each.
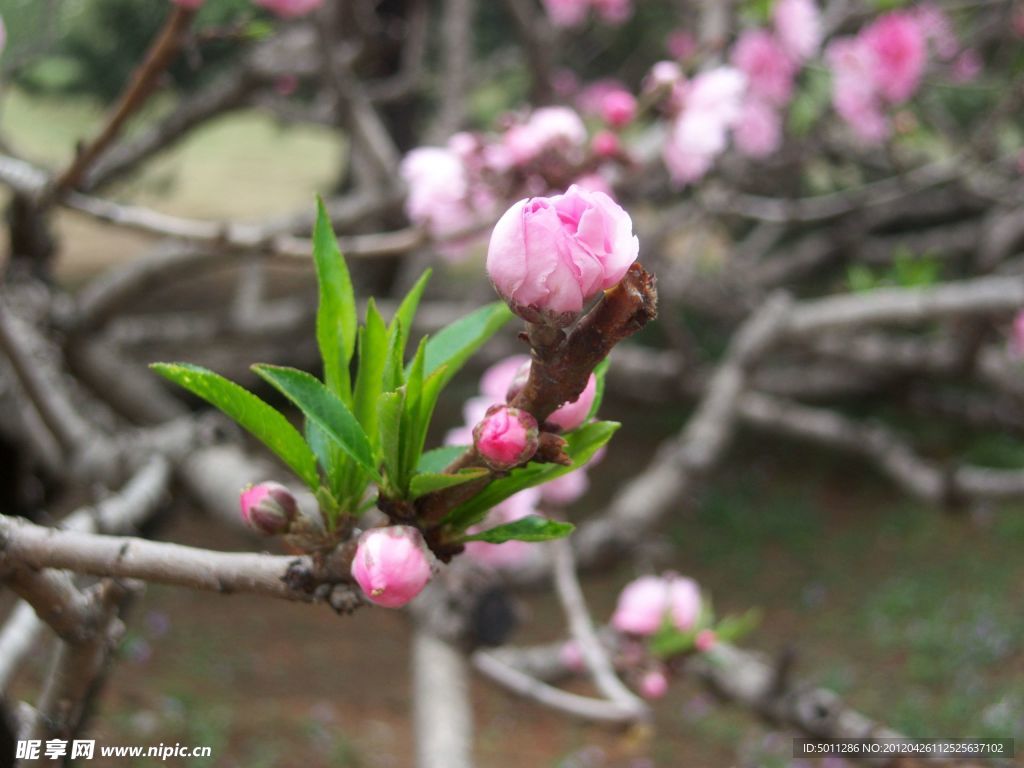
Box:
[714,609,761,644]
[443,420,619,531]
[151,363,319,491]
[312,197,357,401]
[409,468,488,499]
[353,299,389,446]
[461,515,575,543]
[253,364,379,480]
[378,390,404,493]
[382,318,406,393]
[420,302,513,387]
[417,445,468,473]
[390,270,432,349]
[400,338,428,486]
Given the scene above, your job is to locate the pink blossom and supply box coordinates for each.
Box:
[600,89,638,128]
[573,172,615,198]
[734,98,783,158]
[687,67,747,125]
[592,130,621,158]
[486,185,639,323]
[546,373,598,431]
[915,3,959,60]
[731,30,797,106]
[503,107,588,166]
[1009,310,1024,358]
[695,629,717,653]
[351,526,433,608]
[639,668,669,699]
[612,573,703,636]
[861,11,927,104]
[464,489,542,570]
[542,0,590,28]
[577,79,628,115]
[612,575,671,635]
[827,37,890,143]
[473,405,540,470]
[666,29,697,60]
[254,0,323,18]
[239,481,297,535]
[773,0,822,63]
[645,61,684,94]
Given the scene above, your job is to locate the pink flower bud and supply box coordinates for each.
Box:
[473,405,540,470]
[695,629,717,653]
[239,481,297,535]
[639,668,669,700]
[486,185,639,324]
[600,90,637,128]
[667,575,702,632]
[1009,310,1024,358]
[351,526,433,608]
[254,0,323,17]
[546,373,598,432]
[592,130,621,158]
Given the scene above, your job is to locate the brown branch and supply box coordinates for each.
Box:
[48,7,198,200]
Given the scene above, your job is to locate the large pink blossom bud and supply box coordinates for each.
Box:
[239,481,297,535]
[546,372,598,431]
[351,526,433,608]
[486,185,639,324]
[473,405,540,470]
[254,0,323,17]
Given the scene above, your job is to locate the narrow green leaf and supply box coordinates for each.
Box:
[390,269,432,348]
[253,364,379,480]
[151,363,319,490]
[382,318,406,392]
[312,197,357,401]
[400,338,428,484]
[420,302,513,387]
[461,515,575,543]
[417,445,468,473]
[443,420,620,531]
[353,299,389,447]
[378,390,404,493]
[409,468,488,499]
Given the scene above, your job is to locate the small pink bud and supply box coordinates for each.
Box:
[611,573,703,636]
[559,640,586,672]
[592,130,621,158]
[239,482,297,536]
[639,668,669,700]
[600,90,637,128]
[473,404,540,470]
[486,185,639,325]
[1009,310,1024,358]
[351,526,433,608]
[695,629,717,653]
[546,373,598,432]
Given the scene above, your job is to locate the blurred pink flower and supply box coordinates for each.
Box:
[539,466,590,506]
[861,11,927,104]
[573,172,615,198]
[600,89,638,128]
[1009,310,1024,358]
[950,49,982,83]
[400,147,482,261]
[663,67,745,184]
[639,668,669,699]
[592,130,621,158]
[612,573,702,636]
[254,0,323,18]
[502,107,588,166]
[915,3,959,60]
[731,30,797,106]
[827,37,890,143]
[592,0,632,25]
[480,356,531,402]
[734,98,782,158]
[546,373,598,431]
[773,0,822,63]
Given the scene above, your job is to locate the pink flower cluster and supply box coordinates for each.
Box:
[826,6,963,143]
[400,111,627,262]
[542,0,632,28]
